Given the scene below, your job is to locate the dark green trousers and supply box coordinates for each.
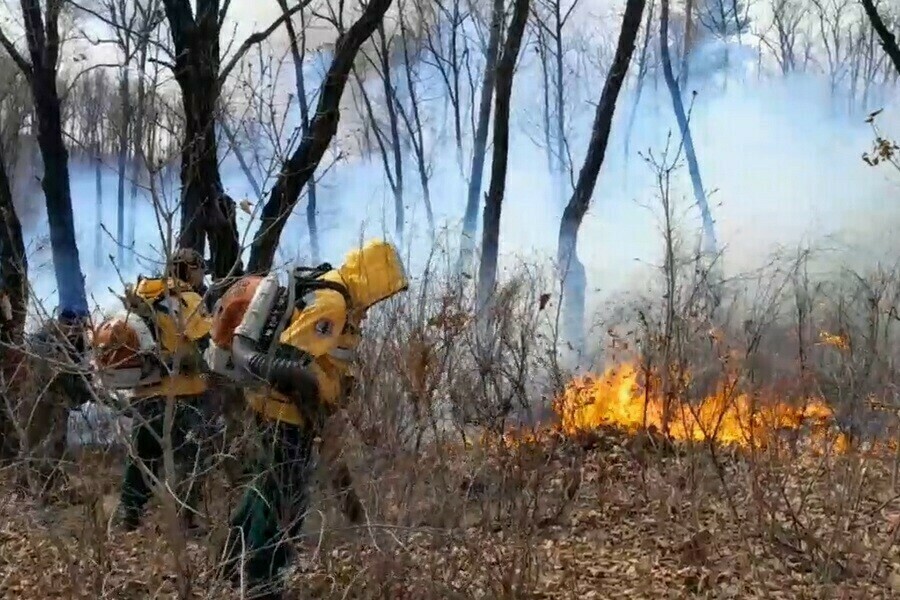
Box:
[221,417,315,595]
[118,395,212,530]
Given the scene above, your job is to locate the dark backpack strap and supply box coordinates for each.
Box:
[291,264,353,311]
[296,279,352,308]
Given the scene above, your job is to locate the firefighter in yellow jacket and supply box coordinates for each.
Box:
[206,239,408,597]
[92,248,213,531]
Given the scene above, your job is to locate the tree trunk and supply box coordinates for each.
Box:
[278,0,320,263]
[221,117,262,199]
[248,0,392,273]
[537,27,555,176]
[29,75,89,317]
[553,5,567,205]
[399,8,436,237]
[679,0,694,90]
[660,0,717,256]
[456,0,504,275]
[450,0,464,175]
[94,138,104,268]
[557,0,646,354]
[247,0,395,273]
[376,24,405,243]
[177,80,240,278]
[128,43,149,267]
[165,0,240,279]
[477,0,530,307]
[861,0,900,76]
[117,67,131,266]
[0,1,88,318]
[623,0,655,170]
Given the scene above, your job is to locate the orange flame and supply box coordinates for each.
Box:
[554,363,845,450]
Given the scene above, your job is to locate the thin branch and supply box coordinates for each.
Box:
[218,0,312,85]
[560,0,581,28]
[60,61,124,101]
[68,0,170,57]
[0,28,32,78]
[860,0,900,76]
[219,0,233,25]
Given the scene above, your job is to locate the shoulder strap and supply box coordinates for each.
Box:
[292,264,352,311]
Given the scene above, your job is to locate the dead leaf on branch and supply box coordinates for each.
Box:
[539,293,551,310]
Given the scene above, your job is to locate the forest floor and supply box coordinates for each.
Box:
[0,427,898,599]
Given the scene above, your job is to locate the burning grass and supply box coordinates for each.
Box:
[554,362,848,452]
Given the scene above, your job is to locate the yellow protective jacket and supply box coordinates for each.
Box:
[247,239,408,427]
[128,276,212,398]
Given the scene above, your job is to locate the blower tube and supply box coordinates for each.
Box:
[231,334,320,406]
[231,272,321,410]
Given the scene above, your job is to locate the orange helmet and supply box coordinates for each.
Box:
[211,275,264,350]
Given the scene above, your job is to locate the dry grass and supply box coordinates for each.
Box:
[0,427,898,598]
[1,249,899,598]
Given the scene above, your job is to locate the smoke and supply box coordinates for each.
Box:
[18,14,900,323]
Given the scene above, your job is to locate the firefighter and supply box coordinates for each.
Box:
[20,310,93,494]
[207,239,408,597]
[94,248,215,531]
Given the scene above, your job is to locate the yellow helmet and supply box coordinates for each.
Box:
[338,239,408,310]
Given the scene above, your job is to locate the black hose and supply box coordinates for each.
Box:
[232,335,321,417]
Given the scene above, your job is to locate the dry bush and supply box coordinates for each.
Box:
[2,225,900,597]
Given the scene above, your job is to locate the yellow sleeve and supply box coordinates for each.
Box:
[279,288,347,358]
[153,291,211,352]
[174,291,212,341]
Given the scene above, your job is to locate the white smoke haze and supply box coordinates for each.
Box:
[15,3,900,327]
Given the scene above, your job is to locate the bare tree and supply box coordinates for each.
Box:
[809,0,854,100]
[695,0,752,90]
[557,0,646,354]
[0,0,90,319]
[100,0,140,266]
[397,1,436,237]
[457,0,504,275]
[374,24,405,243]
[418,0,469,175]
[127,0,161,266]
[477,0,531,307]
[158,0,308,278]
[861,0,900,77]
[354,23,406,244]
[623,0,656,167]
[661,0,717,257]
[79,71,108,268]
[277,0,320,262]
[247,0,396,273]
[755,0,805,76]
[534,21,554,175]
[532,0,582,205]
[679,0,695,88]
